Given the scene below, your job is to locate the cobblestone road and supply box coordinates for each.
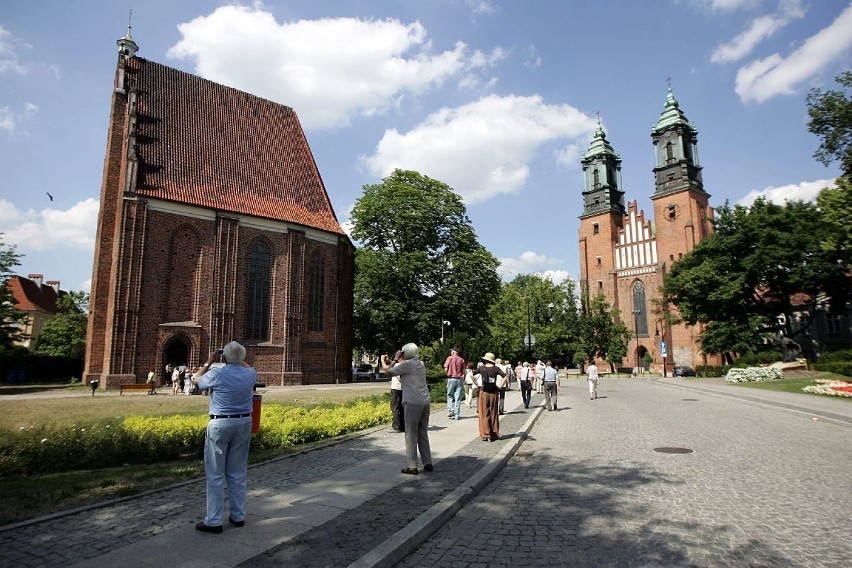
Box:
[398,379,852,567]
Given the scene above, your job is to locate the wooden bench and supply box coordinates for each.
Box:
[120,383,155,395]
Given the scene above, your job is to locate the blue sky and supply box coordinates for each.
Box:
[1,0,849,293]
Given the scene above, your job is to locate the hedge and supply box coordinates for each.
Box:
[812,362,852,377]
[0,398,391,478]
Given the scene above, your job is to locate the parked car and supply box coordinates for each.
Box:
[354,363,374,381]
[673,365,696,377]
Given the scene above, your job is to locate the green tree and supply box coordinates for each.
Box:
[34,291,89,359]
[487,274,581,363]
[815,177,852,268]
[663,197,850,356]
[577,293,630,373]
[0,235,24,353]
[350,170,501,354]
[807,71,852,177]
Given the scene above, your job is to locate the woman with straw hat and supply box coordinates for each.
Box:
[477,352,505,442]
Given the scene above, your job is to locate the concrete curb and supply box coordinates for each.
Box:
[348,406,544,568]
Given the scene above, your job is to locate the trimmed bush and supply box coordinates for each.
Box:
[0,399,391,478]
[818,350,852,363]
[696,365,731,378]
[812,362,852,377]
[725,367,784,383]
[733,351,782,368]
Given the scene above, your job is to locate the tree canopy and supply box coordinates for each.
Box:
[807,71,852,177]
[663,197,850,356]
[576,293,630,372]
[350,169,501,354]
[487,274,581,364]
[35,291,89,359]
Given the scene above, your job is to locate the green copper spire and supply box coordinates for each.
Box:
[583,117,619,161]
[652,87,695,134]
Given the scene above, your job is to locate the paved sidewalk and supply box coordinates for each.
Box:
[0,388,543,568]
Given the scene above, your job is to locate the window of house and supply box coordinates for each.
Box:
[308,251,326,332]
[246,240,271,341]
[596,256,602,266]
[826,314,843,335]
[597,281,603,289]
[593,223,599,235]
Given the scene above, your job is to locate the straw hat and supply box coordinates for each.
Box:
[481,352,496,363]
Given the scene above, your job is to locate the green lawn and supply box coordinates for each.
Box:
[733,376,852,400]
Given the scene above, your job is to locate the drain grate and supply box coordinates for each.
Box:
[653,447,693,454]
[515,451,534,458]
[682,398,699,401]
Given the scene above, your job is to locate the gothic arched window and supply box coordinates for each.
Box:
[666,141,674,163]
[632,280,648,337]
[593,168,600,187]
[308,251,326,332]
[246,240,271,341]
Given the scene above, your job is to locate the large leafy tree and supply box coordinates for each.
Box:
[663,197,850,356]
[0,234,24,353]
[815,176,852,269]
[487,274,581,363]
[350,170,501,354]
[807,71,852,177]
[35,291,89,359]
[576,293,630,372]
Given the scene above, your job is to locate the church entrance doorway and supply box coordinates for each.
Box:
[164,337,190,371]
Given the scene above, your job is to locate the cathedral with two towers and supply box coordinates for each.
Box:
[578,89,718,371]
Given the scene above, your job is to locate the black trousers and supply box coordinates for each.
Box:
[390,389,405,431]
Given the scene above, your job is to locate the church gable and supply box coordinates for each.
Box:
[127,57,344,235]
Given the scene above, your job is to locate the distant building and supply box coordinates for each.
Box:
[578,89,719,371]
[6,274,67,350]
[84,27,355,387]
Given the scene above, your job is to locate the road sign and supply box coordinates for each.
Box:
[524,334,536,348]
[660,341,667,357]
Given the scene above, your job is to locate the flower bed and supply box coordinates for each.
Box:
[725,367,784,383]
[802,379,852,397]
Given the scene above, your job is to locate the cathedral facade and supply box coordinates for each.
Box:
[578,89,717,371]
[84,29,354,388]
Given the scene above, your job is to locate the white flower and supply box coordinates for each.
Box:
[41,438,48,443]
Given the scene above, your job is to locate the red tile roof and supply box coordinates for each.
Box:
[127,57,345,235]
[7,276,66,314]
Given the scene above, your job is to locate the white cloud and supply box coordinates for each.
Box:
[467,0,498,16]
[498,251,565,279]
[734,3,852,103]
[168,6,493,130]
[711,1,805,63]
[0,102,37,132]
[361,94,597,203]
[707,0,762,11]
[0,198,99,252]
[0,24,27,75]
[736,178,835,206]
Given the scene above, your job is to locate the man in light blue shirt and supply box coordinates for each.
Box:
[543,360,559,411]
[192,341,257,533]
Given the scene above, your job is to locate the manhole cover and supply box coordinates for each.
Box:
[682,398,699,401]
[653,447,693,454]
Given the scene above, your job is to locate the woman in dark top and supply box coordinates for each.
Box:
[477,352,505,442]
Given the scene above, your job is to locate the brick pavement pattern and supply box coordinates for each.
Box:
[398,379,852,567]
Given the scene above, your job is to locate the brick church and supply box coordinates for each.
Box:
[84,27,355,388]
[578,89,718,372]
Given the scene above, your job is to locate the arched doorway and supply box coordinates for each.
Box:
[164,337,190,371]
[636,344,649,371]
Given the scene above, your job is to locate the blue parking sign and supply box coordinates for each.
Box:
[660,341,667,357]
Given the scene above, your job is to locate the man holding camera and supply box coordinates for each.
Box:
[192,341,257,533]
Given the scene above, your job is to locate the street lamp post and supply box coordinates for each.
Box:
[656,322,668,377]
[632,309,641,375]
[441,320,451,344]
[524,297,536,359]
